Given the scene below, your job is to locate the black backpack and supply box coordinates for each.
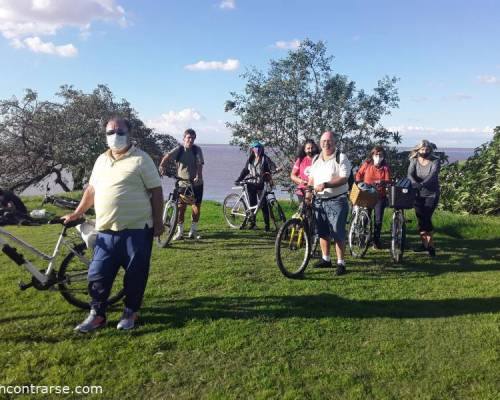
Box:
[312,151,355,190]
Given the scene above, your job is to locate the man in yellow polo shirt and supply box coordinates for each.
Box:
[63,117,164,332]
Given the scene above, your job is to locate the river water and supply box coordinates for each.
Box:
[22,144,474,202]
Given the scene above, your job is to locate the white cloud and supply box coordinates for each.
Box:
[442,93,473,102]
[410,96,430,103]
[477,74,500,84]
[0,0,126,56]
[219,0,235,10]
[19,35,78,57]
[389,125,495,147]
[185,58,240,71]
[147,108,231,143]
[273,39,301,50]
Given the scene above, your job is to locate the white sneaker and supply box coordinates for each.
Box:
[116,308,137,330]
[187,231,201,240]
[173,230,184,240]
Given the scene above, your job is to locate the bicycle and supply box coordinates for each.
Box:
[157,176,196,247]
[275,188,320,279]
[388,183,416,263]
[0,217,124,309]
[222,174,286,231]
[40,184,94,215]
[348,182,383,258]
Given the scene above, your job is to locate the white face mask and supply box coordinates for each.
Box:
[107,133,129,151]
[373,155,383,166]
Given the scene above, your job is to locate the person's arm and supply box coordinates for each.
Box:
[236,163,250,182]
[159,147,179,175]
[355,162,367,183]
[407,159,418,185]
[194,147,204,183]
[290,159,305,185]
[62,185,95,223]
[149,186,164,237]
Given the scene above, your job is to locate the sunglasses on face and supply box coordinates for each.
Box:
[106,129,128,136]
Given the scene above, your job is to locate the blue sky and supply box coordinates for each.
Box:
[0,0,498,147]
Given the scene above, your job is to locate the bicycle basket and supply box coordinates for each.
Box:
[349,183,379,208]
[388,185,416,209]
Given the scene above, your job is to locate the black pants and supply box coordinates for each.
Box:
[414,194,439,232]
[369,197,387,242]
[247,183,269,226]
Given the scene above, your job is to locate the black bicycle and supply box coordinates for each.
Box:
[157,176,196,247]
[275,188,320,279]
[41,184,94,215]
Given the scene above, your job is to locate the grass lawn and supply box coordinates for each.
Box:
[0,197,499,399]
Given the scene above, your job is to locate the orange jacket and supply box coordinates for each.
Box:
[355,160,391,197]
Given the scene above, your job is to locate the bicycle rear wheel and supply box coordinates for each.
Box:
[157,199,178,247]
[223,193,247,229]
[58,243,124,309]
[348,207,371,258]
[268,199,286,231]
[391,210,405,263]
[275,218,311,279]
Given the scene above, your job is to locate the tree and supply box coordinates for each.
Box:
[439,127,500,215]
[225,39,400,188]
[0,85,177,192]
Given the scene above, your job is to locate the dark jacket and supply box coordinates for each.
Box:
[236,154,277,186]
[407,158,440,197]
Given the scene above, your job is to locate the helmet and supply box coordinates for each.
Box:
[250,140,263,148]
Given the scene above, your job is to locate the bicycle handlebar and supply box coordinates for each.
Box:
[48,217,85,228]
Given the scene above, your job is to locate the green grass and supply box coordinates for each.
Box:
[0,197,499,399]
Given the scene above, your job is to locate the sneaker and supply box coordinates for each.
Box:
[427,246,436,257]
[74,309,106,333]
[187,231,201,240]
[313,259,333,269]
[117,308,138,330]
[335,264,346,276]
[173,230,184,241]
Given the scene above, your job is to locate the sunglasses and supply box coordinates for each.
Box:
[106,129,128,136]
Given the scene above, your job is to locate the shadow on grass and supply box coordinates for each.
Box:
[400,237,500,275]
[139,294,500,330]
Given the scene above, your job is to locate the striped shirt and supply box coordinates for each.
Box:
[89,146,162,231]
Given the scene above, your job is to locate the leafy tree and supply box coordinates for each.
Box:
[0,85,177,192]
[225,39,400,188]
[440,127,500,215]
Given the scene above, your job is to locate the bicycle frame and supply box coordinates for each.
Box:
[0,225,89,287]
[231,180,275,219]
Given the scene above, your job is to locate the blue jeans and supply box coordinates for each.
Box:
[314,195,349,242]
[88,227,154,316]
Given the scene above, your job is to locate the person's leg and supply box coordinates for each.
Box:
[329,196,349,275]
[423,196,438,256]
[247,184,258,228]
[314,199,332,268]
[174,201,186,239]
[75,232,120,332]
[189,185,203,238]
[260,194,270,230]
[414,197,428,250]
[119,227,154,328]
[373,198,386,248]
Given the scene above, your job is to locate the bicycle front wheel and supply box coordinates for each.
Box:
[268,199,287,231]
[223,193,247,229]
[391,210,405,263]
[275,218,311,279]
[348,207,371,258]
[157,199,178,247]
[58,243,125,309]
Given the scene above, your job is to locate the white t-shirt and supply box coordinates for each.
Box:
[309,152,351,199]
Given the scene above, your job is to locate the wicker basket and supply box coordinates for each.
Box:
[349,183,379,208]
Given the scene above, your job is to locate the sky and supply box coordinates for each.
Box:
[0,0,498,147]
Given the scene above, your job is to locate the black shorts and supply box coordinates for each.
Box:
[193,184,204,205]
